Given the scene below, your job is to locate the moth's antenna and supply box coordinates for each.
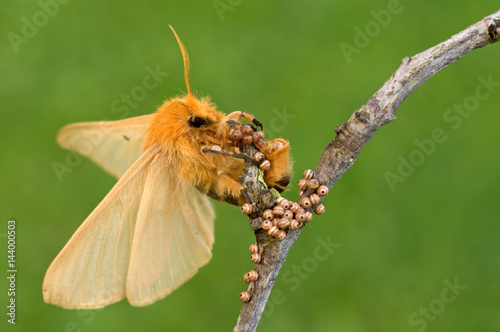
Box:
[169,25,193,96]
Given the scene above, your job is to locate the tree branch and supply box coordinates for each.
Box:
[233,10,500,332]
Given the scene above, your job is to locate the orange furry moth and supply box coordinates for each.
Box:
[43,26,292,309]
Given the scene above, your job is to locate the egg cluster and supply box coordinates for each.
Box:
[238,242,261,303]
[242,168,327,236]
[227,123,330,303]
[238,168,329,302]
[228,125,266,157]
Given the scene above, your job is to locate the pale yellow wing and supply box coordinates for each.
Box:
[126,151,215,306]
[57,114,154,178]
[43,144,161,309]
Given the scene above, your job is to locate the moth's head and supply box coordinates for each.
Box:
[146,95,224,148]
[144,28,225,149]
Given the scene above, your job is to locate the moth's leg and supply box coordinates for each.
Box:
[203,148,253,163]
[260,138,292,192]
[204,174,246,206]
[226,111,263,129]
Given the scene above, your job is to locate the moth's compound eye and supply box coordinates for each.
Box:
[189,116,209,127]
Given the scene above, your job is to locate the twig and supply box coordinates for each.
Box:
[233,10,500,332]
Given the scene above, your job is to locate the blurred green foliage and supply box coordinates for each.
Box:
[1,1,500,331]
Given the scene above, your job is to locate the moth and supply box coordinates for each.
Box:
[43,26,291,309]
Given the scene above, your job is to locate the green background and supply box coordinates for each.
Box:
[1,1,500,331]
